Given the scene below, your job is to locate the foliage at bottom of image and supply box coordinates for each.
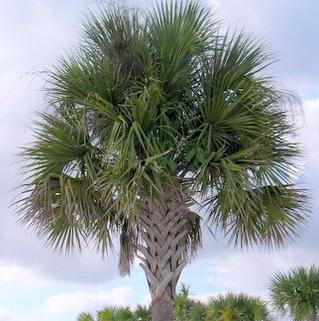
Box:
[77,305,151,321]
[76,285,271,321]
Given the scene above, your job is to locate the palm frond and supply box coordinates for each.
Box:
[270,266,319,321]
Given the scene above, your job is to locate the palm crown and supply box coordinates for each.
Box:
[15,1,308,320]
[207,293,271,321]
[270,266,319,321]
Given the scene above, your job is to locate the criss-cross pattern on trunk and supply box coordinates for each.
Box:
[138,192,191,321]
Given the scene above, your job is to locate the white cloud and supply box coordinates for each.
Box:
[42,287,133,315]
[209,0,221,9]
[0,307,25,321]
[0,261,49,288]
[207,0,319,96]
[302,98,319,171]
[140,294,151,306]
[203,247,319,299]
[191,292,219,304]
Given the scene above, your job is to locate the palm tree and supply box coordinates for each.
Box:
[77,313,95,321]
[270,265,319,321]
[174,284,192,321]
[14,1,308,321]
[207,293,271,321]
[174,284,207,321]
[96,307,130,321]
[134,305,151,321]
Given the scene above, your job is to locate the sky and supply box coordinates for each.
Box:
[0,0,319,320]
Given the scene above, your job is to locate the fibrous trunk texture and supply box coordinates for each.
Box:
[151,293,174,321]
[137,190,190,321]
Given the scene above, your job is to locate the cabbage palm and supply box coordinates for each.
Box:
[270,266,319,321]
[174,285,193,321]
[207,293,271,321]
[77,313,95,321]
[134,305,151,321]
[15,1,308,321]
[97,307,134,321]
[174,284,207,321]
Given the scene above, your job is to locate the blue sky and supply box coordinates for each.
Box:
[0,0,319,320]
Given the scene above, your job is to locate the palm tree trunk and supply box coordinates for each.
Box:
[151,292,174,321]
[137,191,190,321]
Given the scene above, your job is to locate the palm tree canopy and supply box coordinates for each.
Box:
[15,1,308,273]
[207,293,271,321]
[97,307,134,321]
[270,265,319,321]
[77,313,95,321]
[174,284,207,321]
